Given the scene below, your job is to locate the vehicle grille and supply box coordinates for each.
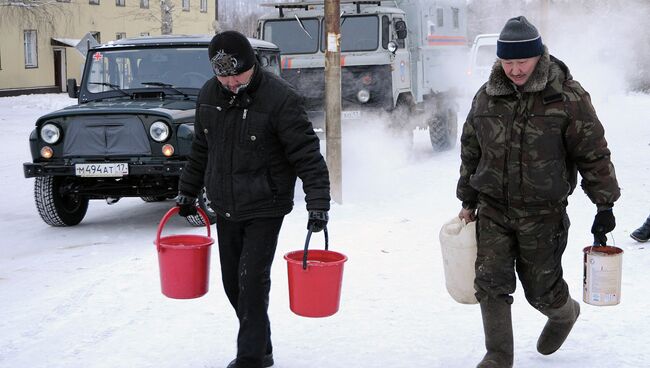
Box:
[281,64,392,110]
[63,115,151,157]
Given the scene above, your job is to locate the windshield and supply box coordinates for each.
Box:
[322,15,379,52]
[263,18,320,54]
[475,45,497,67]
[84,47,212,93]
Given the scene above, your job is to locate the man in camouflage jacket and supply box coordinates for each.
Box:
[457,16,620,368]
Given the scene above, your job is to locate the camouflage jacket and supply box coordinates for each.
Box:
[457,48,620,217]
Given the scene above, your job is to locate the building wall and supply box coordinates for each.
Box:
[0,0,214,95]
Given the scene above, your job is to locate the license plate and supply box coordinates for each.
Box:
[75,163,129,177]
[342,110,361,120]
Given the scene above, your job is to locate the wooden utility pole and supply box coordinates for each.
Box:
[215,0,219,21]
[324,0,342,203]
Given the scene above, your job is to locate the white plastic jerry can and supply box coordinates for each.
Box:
[439,217,478,305]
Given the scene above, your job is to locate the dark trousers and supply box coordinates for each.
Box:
[216,215,284,368]
[474,206,570,311]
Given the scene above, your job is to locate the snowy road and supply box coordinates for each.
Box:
[0,91,648,368]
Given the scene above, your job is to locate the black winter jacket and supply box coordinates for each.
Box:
[179,65,330,220]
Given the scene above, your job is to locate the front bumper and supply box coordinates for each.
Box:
[23,161,187,178]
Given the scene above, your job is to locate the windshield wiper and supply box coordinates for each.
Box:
[294,14,313,39]
[140,82,190,99]
[88,82,132,97]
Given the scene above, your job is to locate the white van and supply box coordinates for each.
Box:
[466,33,498,93]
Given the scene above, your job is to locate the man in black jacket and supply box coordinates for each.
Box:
[177,31,331,368]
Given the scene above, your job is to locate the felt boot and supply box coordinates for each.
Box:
[537,298,580,355]
[477,298,514,368]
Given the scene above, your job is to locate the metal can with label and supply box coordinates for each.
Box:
[583,245,623,306]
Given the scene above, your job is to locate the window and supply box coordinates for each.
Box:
[323,15,379,52]
[140,0,148,8]
[116,32,127,40]
[394,18,405,48]
[85,48,211,92]
[140,32,150,36]
[56,0,71,2]
[436,8,444,27]
[452,7,459,29]
[91,31,101,44]
[381,15,389,49]
[476,45,498,68]
[89,0,99,4]
[24,30,38,68]
[200,0,207,13]
[116,0,125,6]
[182,0,189,11]
[263,19,319,54]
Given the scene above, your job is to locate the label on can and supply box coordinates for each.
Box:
[583,246,623,306]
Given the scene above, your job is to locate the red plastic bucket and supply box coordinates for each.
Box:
[284,229,347,317]
[155,206,213,299]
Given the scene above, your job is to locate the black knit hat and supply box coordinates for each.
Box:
[208,31,256,76]
[497,16,544,59]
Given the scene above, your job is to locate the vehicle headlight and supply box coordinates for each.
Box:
[387,41,398,53]
[40,123,61,144]
[150,121,170,142]
[357,89,370,103]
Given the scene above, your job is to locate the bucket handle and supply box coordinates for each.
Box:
[592,233,616,247]
[302,227,329,270]
[156,206,211,252]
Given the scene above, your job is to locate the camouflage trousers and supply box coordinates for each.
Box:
[474,205,570,310]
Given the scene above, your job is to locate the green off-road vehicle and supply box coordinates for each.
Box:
[23,34,280,226]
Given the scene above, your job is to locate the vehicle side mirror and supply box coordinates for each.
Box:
[67,78,78,99]
[395,20,408,40]
[256,54,270,67]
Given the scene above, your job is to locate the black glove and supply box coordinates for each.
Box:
[591,208,615,246]
[176,193,198,217]
[307,210,328,232]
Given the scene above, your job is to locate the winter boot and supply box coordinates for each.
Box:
[477,298,514,368]
[630,216,650,242]
[226,353,274,368]
[537,298,580,355]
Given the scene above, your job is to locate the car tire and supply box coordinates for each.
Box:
[428,107,458,152]
[185,187,217,227]
[34,176,89,226]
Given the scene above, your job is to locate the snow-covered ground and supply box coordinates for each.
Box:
[0,84,648,368]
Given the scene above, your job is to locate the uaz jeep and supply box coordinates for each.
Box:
[23,35,280,226]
